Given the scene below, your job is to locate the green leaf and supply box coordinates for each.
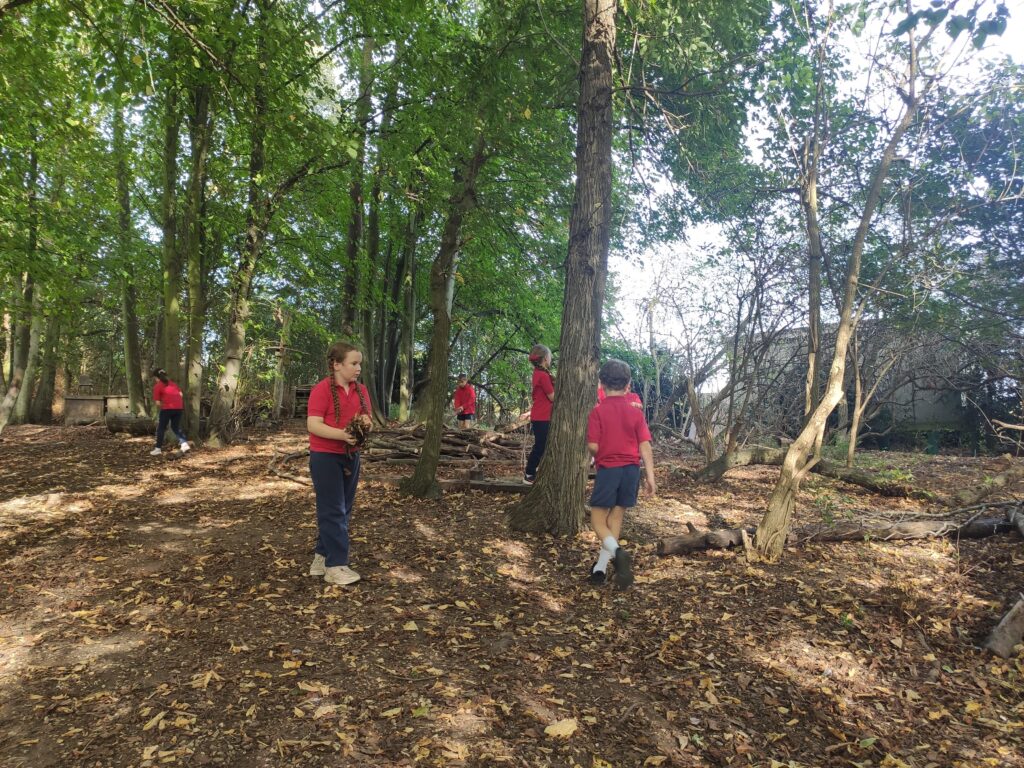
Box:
[892,12,921,37]
[946,14,972,39]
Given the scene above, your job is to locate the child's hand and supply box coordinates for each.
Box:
[357,413,373,430]
[644,475,657,497]
[338,429,359,446]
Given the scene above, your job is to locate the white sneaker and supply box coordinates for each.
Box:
[150,447,162,456]
[309,554,326,576]
[323,565,360,586]
[180,441,191,453]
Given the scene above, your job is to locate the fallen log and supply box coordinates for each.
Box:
[695,448,1012,505]
[950,459,1024,507]
[658,517,1015,556]
[105,414,157,436]
[983,596,1024,658]
[374,476,530,494]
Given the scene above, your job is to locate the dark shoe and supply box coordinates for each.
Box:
[613,547,634,590]
[523,474,535,485]
[588,568,606,585]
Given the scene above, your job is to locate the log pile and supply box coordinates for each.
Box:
[269,427,531,484]
[356,426,528,465]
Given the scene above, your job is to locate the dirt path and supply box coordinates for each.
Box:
[1,424,1022,767]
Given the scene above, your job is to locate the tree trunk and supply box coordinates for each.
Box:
[341,36,374,338]
[159,87,182,380]
[29,315,59,422]
[399,135,488,498]
[114,94,148,417]
[10,145,38,425]
[847,338,863,467]
[0,363,24,435]
[272,305,291,419]
[755,23,924,561]
[11,286,41,424]
[507,0,615,535]
[184,81,212,434]
[397,205,421,423]
[802,144,823,424]
[208,17,268,446]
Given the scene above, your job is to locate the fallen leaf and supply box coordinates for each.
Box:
[544,718,578,738]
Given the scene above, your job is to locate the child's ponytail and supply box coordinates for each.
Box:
[528,344,552,370]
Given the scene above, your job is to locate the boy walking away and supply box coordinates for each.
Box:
[586,359,656,589]
[453,374,476,430]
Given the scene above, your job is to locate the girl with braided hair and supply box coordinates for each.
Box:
[523,343,554,483]
[306,341,372,586]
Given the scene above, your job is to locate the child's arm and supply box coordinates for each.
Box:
[639,440,656,496]
[587,442,599,456]
[307,415,357,445]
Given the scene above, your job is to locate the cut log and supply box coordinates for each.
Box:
[657,517,1015,556]
[983,596,1024,659]
[105,414,157,436]
[1008,506,1024,538]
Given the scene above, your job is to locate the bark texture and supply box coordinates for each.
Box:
[399,137,487,499]
[507,0,615,535]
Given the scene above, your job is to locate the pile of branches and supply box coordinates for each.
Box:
[269,425,530,484]
[359,425,527,465]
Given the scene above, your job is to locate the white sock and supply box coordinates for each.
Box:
[594,549,612,573]
[602,535,619,554]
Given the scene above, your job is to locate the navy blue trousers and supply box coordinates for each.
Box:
[525,420,550,477]
[309,451,361,567]
[155,408,187,447]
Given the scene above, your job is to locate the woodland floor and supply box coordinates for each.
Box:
[0,423,1022,768]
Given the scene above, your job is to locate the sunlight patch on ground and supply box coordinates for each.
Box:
[150,474,287,505]
[0,493,92,526]
[414,520,439,538]
[384,567,425,584]
[745,633,880,725]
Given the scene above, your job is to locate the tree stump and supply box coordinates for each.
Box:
[983,597,1024,659]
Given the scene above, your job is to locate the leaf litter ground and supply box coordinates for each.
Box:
[1,424,1022,768]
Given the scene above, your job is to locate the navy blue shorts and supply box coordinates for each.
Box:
[589,464,641,509]
[457,413,475,421]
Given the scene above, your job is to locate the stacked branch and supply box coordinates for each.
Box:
[269,427,531,483]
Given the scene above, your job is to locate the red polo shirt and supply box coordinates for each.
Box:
[153,380,184,410]
[453,383,476,415]
[307,377,372,454]
[530,369,554,421]
[587,395,652,468]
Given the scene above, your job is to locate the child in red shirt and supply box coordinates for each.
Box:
[306,341,373,587]
[524,344,554,483]
[150,368,190,456]
[453,374,476,430]
[586,359,656,588]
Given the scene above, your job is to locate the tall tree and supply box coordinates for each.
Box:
[400,134,488,498]
[507,0,616,535]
